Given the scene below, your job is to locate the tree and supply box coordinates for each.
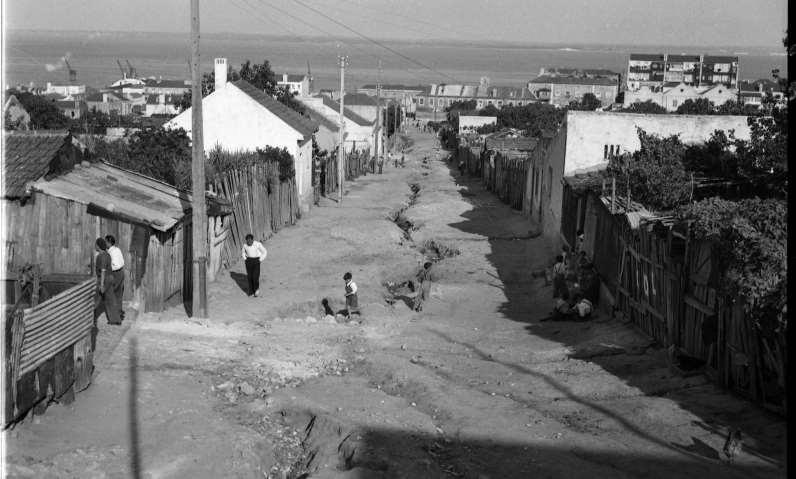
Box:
[494,102,565,137]
[675,98,715,115]
[94,128,193,189]
[620,100,667,114]
[716,100,759,116]
[382,103,403,137]
[568,92,602,111]
[6,89,70,129]
[175,59,305,115]
[445,99,477,112]
[605,128,691,210]
[479,104,499,117]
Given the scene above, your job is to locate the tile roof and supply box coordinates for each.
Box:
[359,84,426,91]
[529,75,618,86]
[306,109,339,132]
[484,136,538,152]
[143,78,190,88]
[319,95,373,127]
[342,92,377,106]
[232,80,318,138]
[3,131,73,198]
[703,55,738,63]
[31,162,230,232]
[666,55,701,62]
[630,53,665,61]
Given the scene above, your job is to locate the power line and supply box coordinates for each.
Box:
[288,0,462,84]
[233,0,300,38]
[336,0,473,40]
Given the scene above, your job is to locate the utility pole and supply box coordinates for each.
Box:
[337,55,348,206]
[190,0,207,318]
[375,60,382,164]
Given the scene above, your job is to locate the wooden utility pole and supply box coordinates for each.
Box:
[337,55,348,206]
[375,60,382,164]
[190,0,207,317]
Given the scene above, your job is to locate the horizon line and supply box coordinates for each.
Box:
[5,28,785,52]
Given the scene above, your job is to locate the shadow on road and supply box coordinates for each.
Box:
[434,154,785,469]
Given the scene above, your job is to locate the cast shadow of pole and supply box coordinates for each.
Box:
[129,336,141,479]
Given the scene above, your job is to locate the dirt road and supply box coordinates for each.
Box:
[4,128,785,479]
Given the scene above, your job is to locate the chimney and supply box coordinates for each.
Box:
[215,58,228,91]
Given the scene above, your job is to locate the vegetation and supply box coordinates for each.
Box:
[207,145,295,183]
[174,59,305,115]
[619,100,668,114]
[493,102,565,137]
[382,103,403,137]
[568,92,602,111]
[4,89,70,129]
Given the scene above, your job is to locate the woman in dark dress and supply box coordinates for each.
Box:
[94,237,122,325]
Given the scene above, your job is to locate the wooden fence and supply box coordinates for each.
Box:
[564,185,786,415]
[211,162,301,269]
[318,150,372,198]
[456,146,529,212]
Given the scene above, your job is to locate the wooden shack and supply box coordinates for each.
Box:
[2,130,231,314]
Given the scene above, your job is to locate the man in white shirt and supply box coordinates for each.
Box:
[241,233,267,297]
[105,235,125,321]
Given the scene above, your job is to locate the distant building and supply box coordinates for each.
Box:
[531,111,752,240]
[357,84,425,113]
[738,79,785,108]
[527,75,618,108]
[277,74,310,97]
[626,53,739,91]
[538,67,620,82]
[165,58,318,209]
[44,82,86,99]
[144,94,181,117]
[143,78,191,96]
[623,82,737,111]
[3,95,31,130]
[55,99,88,119]
[419,78,541,112]
[458,115,496,135]
[85,91,136,116]
[299,95,377,155]
[341,92,379,123]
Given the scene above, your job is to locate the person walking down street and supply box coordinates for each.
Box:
[393,153,398,168]
[94,237,121,325]
[378,156,384,174]
[343,272,360,317]
[242,234,267,297]
[401,153,405,167]
[413,261,433,312]
[552,254,568,299]
[105,234,126,321]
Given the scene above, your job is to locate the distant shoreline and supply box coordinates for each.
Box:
[5,29,784,53]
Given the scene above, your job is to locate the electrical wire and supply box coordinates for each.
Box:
[288,0,463,83]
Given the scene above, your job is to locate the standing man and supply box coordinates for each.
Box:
[94,237,121,325]
[105,234,125,321]
[242,234,267,297]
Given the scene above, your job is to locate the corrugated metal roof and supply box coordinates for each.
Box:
[31,162,227,232]
[3,131,73,198]
[232,80,318,139]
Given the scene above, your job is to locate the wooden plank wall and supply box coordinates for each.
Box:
[3,195,190,313]
[213,163,301,270]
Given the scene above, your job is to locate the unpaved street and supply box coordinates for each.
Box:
[5,129,785,479]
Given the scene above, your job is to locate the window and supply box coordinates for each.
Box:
[418,97,424,105]
[429,98,434,106]
[672,99,678,107]
[604,144,608,159]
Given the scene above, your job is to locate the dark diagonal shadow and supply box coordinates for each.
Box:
[229,272,249,294]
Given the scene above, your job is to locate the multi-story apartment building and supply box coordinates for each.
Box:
[626,53,739,91]
[527,76,619,107]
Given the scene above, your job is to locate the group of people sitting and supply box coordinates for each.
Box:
[543,230,599,322]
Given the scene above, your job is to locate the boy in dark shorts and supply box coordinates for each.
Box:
[343,272,360,317]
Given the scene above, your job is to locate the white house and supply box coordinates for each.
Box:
[277,74,310,98]
[624,81,738,112]
[165,58,318,210]
[531,110,752,241]
[300,95,377,155]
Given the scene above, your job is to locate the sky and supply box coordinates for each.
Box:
[4,0,788,48]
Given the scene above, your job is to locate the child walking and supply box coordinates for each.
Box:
[343,272,360,317]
